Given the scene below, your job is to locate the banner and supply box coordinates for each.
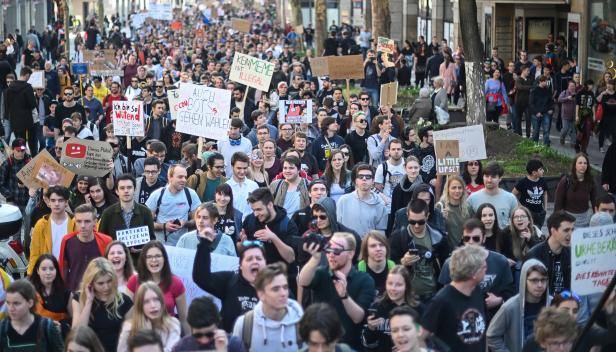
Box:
[571,223,616,295]
[231,18,251,33]
[27,71,45,89]
[229,52,274,92]
[60,138,114,177]
[278,100,313,123]
[84,49,123,76]
[380,81,398,106]
[434,140,460,175]
[174,83,231,141]
[433,125,487,162]
[131,13,148,29]
[112,100,145,137]
[165,245,239,307]
[148,3,173,21]
[377,36,395,53]
[116,226,151,247]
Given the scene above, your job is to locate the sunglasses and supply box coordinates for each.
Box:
[467,161,480,166]
[462,235,482,242]
[242,240,264,248]
[64,92,73,96]
[559,290,581,302]
[409,219,426,226]
[156,85,164,88]
[357,119,367,124]
[312,214,327,220]
[192,331,216,339]
[324,247,351,256]
[360,97,370,101]
[357,174,373,180]
[341,152,349,156]
[110,143,119,148]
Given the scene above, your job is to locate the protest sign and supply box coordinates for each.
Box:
[434,140,460,175]
[327,55,364,79]
[71,63,88,75]
[165,245,239,307]
[295,25,304,35]
[60,138,114,177]
[229,52,274,92]
[148,3,173,21]
[131,13,148,29]
[16,153,42,189]
[84,49,122,76]
[380,81,398,106]
[433,125,487,162]
[309,57,329,77]
[279,100,313,123]
[231,18,251,33]
[571,223,616,295]
[27,71,44,89]
[377,36,395,53]
[116,226,151,247]
[167,89,185,120]
[174,84,231,141]
[29,151,74,188]
[112,100,145,137]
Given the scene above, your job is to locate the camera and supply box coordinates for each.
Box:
[302,220,328,252]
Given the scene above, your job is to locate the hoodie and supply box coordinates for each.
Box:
[387,175,425,232]
[487,259,551,352]
[5,80,36,131]
[242,205,300,265]
[232,299,304,352]
[336,190,388,238]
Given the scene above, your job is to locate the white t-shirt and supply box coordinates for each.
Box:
[51,216,69,258]
[145,186,201,223]
[375,160,406,198]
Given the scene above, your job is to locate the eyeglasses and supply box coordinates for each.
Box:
[409,219,426,226]
[324,247,351,256]
[513,215,528,220]
[192,331,216,339]
[463,235,482,242]
[360,97,370,101]
[146,254,163,261]
[156,85,164,88]
[357,174,373,180]
[527,278,548,285]
[312,214,328,220]
[242,240,264,249]
[559,290,581,302]
[467,161,480,166]
[341,152,349,156]
[144,170,159,175]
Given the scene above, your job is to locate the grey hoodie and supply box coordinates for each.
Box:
[232,299,304,352]
[336,190,389,238]
[487,259,551,352]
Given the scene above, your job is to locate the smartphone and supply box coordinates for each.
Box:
[408,248,419,256]
[367,308,378,317]
[173,219,181,226]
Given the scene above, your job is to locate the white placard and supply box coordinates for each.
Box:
[167,89,184,121]
[116,226,150,247]
[432,124,487,162]
[27,71,45,89]
[174,83,231,141]
[112,100,145,137]
[165,245,239,307]
[571,223,616,295]
[148,3,173,21]
[229,52,274,92]
[132,13,148,29]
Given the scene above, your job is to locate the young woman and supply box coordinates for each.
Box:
[29,255,72,336]
[388,156,423,232]
[462,160,485,195]
[321,149,352,202]
[402,127,419,158]
[554,153,597,227]
[339,144,355,169]
[357,231,395,297]
[127,241,189,334]
[247,149,269,187]
[475,203,505,253]
[262,139,281,182]
[213,183,243,242]
[413,46,427,88]
[436,176,472,250]
[71,258,133,352]
[176,203,236,256]
[362,266,421,352]
[439,51,457,98]
[379,105,405,139]
[87,177,118,219]
[0,280,64,351]
[116,282,181,352]
[64,326,106,352]
[501,206,545,263]
[105,241,135,296]
[367,115,394,167]
[69,176,90,210]
[485,69,509,123]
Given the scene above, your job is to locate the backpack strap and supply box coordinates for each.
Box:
[380,161,389,183]
[273,180,284,200]
[0,319,7,348]
[184,187,193,217]
[242,310,254,351]
[154,187,166,221]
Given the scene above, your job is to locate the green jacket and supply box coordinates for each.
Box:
[186,172,226,202]
[98,202,156,241]
[357,260,396,272]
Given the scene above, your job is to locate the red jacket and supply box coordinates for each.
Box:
[58,230,112,279]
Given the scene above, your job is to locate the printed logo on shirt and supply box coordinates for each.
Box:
[525,186,544,205]
[478,274,496,292]
[457,308,486,344]
[238,296,258,311]
[421,155,435,173]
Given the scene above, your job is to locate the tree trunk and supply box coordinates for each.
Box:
[98,0,105,34]
[63,0,70,59]
[315,0,326,55]
[459,0,486,125]
[371,0,390,39]
[364,0,372,35]
[289,0,303,27]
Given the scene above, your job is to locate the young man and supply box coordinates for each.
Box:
[58,204,112,291]
[134,157,165,205]
[526,211,575,295]
[107,135,130,180]
[227,152,259,218]
[336,164,388,237]
[487,259,550,352]
[529,76,554,146]
[389,306,426,352]
[102,81,127,124]
[411,126,437,186]
[186,152,226,202]
[375,139,405,205]
[247,111,278,146]
[293,132,319,179]
[276,122,295,152]
[5,67,38,155]
[513,159,548,227]
[146,164,201,245]
[514,66,534,138]
[269,156,310,217]
[218,118,253,177]
[594,194,616,220]
[232,263,303,351]
[467,162,518,230]
[0,139,31,208]
[421,244,489,352]
[144,99,167,141]
[390,199,448,302]
[127,330,163,352]
[299,232,376,350]
[291,180,328,235]
[28,186,75,275]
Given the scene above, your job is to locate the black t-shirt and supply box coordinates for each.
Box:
[551,252,565,294]
[215,215,240,242]
[6,314,41,348]
[55,103,85,127]
[422,285,487,352]
[345,130,369,164]
[366,265,389,298]
[514,177,547,213]
[524,301,542,339]
[602,91,616,117]
[138,178,165,205]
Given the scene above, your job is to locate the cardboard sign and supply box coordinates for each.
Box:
[377,36,395,53]
[309,57,329,77]
[174,83,231,141]
[165,245,239,307]
[231,18,251,33]
[60,138,114,177]
[116,226,151,247]
[433,125,487,162]
[279,100,313,123]
[27,71,45,89]
[571,223,616,295]
[434,140,460,175]
[16,150,72,189]
[326,55,364,80]
[229,52,275,92]
[380,81,398,106]
[84,49,123,77]
[112,100,145,137]
[295,25,304,35]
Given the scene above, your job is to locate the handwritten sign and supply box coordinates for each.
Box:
[27,71,45,89]
[60,138,114,177]
[309,57,329,77]
[167,89,184,121]
[229,52,274,92]
[28,151,74,189]
[377,36,395,53]
[112,100,145,137]
[326,55,364,80]
[435,140,460,175]
[571,223,616,295]
[71,63,88,75]
[231,18,251,33]
[84,49,122,76]
[148,3,173,21]
[174,83,231,141]
[116,226,151,247]
[380,81,398,106]
[165,245,239,307]
[433,125,487,162]
[279,100,313,123]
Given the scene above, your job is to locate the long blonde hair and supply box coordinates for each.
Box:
[247,149,269,186]
[129,281,175,337]
[79,258,124,320]
[438,175,470,218]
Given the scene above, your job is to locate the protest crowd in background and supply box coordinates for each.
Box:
[0,1,615,352]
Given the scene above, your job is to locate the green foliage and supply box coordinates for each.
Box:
[398,86,420,98]
[515,139,571,163]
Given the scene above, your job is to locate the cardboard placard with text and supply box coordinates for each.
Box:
[433,125,487,162]
[60,138,114,177]
[434,140,460,175]
[326,55,365,80]
[16,150,73,189]
[309,57,329,77]
[279,100,313,123]
[380,81,399,106]
[116,226,151,247]
[229,52,275,92]
[112,100,145,137]
[167,89,184,120]
[571,223,616,295]
[231,18,251,33]
[174,84,231,141]
[30,151,75,189]
[377,36,395,53]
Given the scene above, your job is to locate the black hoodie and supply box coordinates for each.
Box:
[5,80,36,131]
[242,205,300,265]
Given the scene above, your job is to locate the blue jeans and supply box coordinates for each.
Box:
[532,112,552,145]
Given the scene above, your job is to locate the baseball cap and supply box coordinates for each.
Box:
[11,138,26,151]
